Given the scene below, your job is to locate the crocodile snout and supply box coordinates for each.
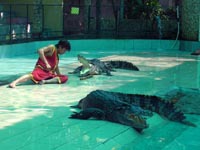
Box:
[127,114,149,130]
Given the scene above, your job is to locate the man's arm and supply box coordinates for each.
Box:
[38,45,54,70]
[55,66,61,75]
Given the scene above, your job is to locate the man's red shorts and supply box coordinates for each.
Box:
[31,67,68,84]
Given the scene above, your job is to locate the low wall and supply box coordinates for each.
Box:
[180,40,200,52]
[0,39,182,58]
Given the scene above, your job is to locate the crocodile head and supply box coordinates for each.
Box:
[126,113,149,132]
[77,55,90,67]
[113,108,149,132]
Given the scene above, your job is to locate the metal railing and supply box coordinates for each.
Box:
[0,4,178,43]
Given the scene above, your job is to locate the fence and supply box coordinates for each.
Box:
[0,3,178,43]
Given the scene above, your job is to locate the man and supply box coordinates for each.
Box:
[9,40,71,88]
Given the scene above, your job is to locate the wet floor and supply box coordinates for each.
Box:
[0,50,200,150]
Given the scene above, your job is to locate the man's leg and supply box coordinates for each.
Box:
[9,74,32,88]
[39,77,59,84]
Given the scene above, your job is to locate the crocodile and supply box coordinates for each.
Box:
[0,74,21,86]
[191,49,200,55]
[69,90,196,132]
[69,55,139,80]
[0,80,9,86]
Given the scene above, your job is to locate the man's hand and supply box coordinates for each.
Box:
[45,63,51,70]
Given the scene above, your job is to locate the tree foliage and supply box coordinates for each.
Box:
[124,0,168,20]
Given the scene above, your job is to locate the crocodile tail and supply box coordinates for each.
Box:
[0,80,10,86]
[104,60,139,71]
[125,94,195,127]
[0,74,22,86]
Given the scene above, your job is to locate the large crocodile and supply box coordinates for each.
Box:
[69,90,196,132]
[69,55,139,80]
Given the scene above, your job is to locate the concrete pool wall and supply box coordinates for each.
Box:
[0,39,200,58]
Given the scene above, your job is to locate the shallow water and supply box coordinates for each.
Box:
[0,50,200,150]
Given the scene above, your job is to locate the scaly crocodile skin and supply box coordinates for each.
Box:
[69,90,196,132]
[69,56,139,79]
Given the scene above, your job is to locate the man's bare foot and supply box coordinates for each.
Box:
[8,82,16,88]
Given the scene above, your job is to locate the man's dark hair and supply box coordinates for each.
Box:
[56,40,71,51]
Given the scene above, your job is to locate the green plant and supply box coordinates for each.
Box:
[124,0,168,20]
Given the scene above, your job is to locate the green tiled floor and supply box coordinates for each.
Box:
[0,50,200,150]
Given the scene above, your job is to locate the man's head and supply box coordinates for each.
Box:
[56,40,71,54]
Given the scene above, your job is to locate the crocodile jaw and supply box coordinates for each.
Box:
[127,113,149,130]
